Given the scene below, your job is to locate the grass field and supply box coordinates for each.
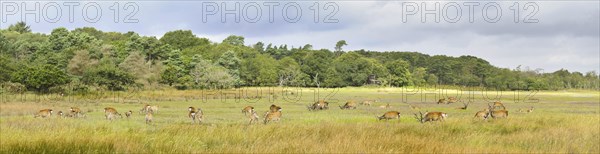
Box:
[1,87,599,153]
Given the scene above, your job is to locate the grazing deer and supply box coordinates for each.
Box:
[242,106,254,115]
[70,107,83,118]
[379,103,391,109]
[140,104,159,114]
[339,100,358,110]
[148,105,159,113]
[437,98,447,104]
[140,104,150,114]
[263,110,282,124]
[447,97,458,104]
[145,111,153,124]
[377,111,401,121]
[414,111,447,123]
[34,109,53,118]
[56,111,64,118]
[307,101,328,111]
[526,107,534,113]
[104,107,122,121]
[125,110,133,119]
[360,99,379,106]
[457,102,470,110]
[486,105,508,119]
[474,108,490,120]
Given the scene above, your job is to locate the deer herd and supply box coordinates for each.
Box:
[32,97,534,125]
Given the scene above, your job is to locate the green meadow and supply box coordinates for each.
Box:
[1,87,598,153]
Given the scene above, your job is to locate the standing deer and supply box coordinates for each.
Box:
[70,107,82,118]
[485,105,508,119]
[140,104,150,114]
[140,104,159,114]
[263,110,282,124]
[145,111,153,124]
[414,111,448,123]
[188,107,203,124]
[34,109,53,118]
[264,105,282,124]
[56,111,64,118]
[125,110,133,119]
[270,104,282,112]
[104,107,122,121]
[490,101,506,110]
[247,110,260,124]
[377,111,401,121]
[242,106,254,115]
[339,100,358,110]
[307,101,328,111]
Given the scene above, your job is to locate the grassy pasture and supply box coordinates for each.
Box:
[1,87,598,153]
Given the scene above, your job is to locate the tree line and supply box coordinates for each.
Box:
[0,22,598,94]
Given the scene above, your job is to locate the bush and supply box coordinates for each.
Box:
[0,82,26,93]
[11,64,70,93]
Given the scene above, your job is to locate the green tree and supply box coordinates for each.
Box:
[253,42,265,53]
[426,74,439,86]
[160,50,188,87]
[7,22,31,34]
[48,27,71,51]
[335,40,347,52]
[82,63,135,90]
[222,35,245,46]
[326,52,388,87]
[67,50,98,76]
[277,57,308,86]
[411,67,428,86]
[385,60,412,87]
[159,30,208,50]
[190,59,234,89]
[297,49,334,86]
[302,44,313,50]
[217,50,241,84]
[72,27,104,40]
[0,31,12,52]
[119,51,149,84]
[240,54,278,86]
[0,55,17,82]
[11,64,70,92]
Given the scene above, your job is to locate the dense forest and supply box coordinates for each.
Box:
[0,22,598,94]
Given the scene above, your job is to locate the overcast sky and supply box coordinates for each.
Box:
[1,0,598,73]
